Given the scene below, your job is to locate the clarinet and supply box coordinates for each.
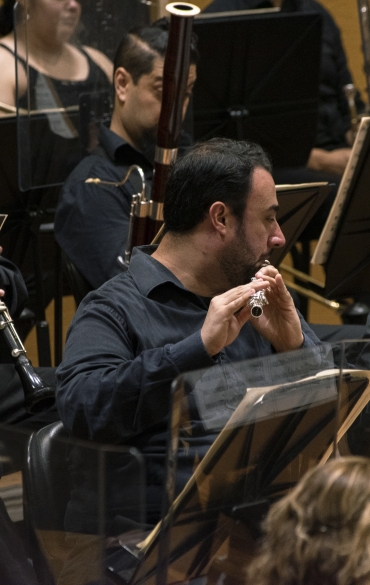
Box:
[0,300,55,414]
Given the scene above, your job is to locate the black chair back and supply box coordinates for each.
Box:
[24,421,70,532]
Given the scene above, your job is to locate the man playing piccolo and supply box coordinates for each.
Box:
[56,138,322,531]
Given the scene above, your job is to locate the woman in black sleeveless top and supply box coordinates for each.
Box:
[0,0,112,112]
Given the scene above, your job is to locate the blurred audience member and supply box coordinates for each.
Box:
[247,456,370,585]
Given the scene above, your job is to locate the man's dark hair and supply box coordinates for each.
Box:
[113,17,198,83]
[163,138,272,233]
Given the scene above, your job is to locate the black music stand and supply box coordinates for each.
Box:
[192,10,322,168]
[312,118,370,299]
[121,361,370,585]
[273,182,333,318]
[272,182,332,267]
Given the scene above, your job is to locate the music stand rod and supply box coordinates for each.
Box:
[285,280,344,311]
[280,262,325,289]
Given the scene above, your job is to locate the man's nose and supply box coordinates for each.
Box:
[66,0,80,9]
[269,223,285,248]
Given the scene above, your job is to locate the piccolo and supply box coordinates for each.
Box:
[248,260,270,318]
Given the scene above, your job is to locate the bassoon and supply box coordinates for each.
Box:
[124,2,200,261]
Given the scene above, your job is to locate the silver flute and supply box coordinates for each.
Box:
[247,260,270,318]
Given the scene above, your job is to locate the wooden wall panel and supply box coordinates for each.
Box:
[319,0,367,103]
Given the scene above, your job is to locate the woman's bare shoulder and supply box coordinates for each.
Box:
[0,34,27,110]
[82,45,113,83]
[0,34,15,57]
[0,36,17,108]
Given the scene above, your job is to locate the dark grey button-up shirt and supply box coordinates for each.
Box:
[56,246,322,528]
[54,124,154,290]
[56,245,321,446]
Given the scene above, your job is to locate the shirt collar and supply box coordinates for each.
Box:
[129,245,189,297]
[98,123,153,169]
[98,123,127,161]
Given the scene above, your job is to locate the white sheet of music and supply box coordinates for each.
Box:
[311,116,370,266]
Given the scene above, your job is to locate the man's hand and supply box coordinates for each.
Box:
[201,279,269,357]
[250,267,304,352]
[307,147,351,176]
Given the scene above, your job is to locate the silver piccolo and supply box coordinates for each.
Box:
[248,260,270,318]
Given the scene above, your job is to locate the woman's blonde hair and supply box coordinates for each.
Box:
[247,456,370,585]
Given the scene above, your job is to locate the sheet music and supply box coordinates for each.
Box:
[193,346,329,431]
[311,116,370,265]
[225,370,339,429]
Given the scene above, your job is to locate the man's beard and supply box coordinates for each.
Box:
[218,223,265,288]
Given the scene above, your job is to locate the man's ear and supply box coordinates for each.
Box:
[114,67,131,103]
[209,202,228,234]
